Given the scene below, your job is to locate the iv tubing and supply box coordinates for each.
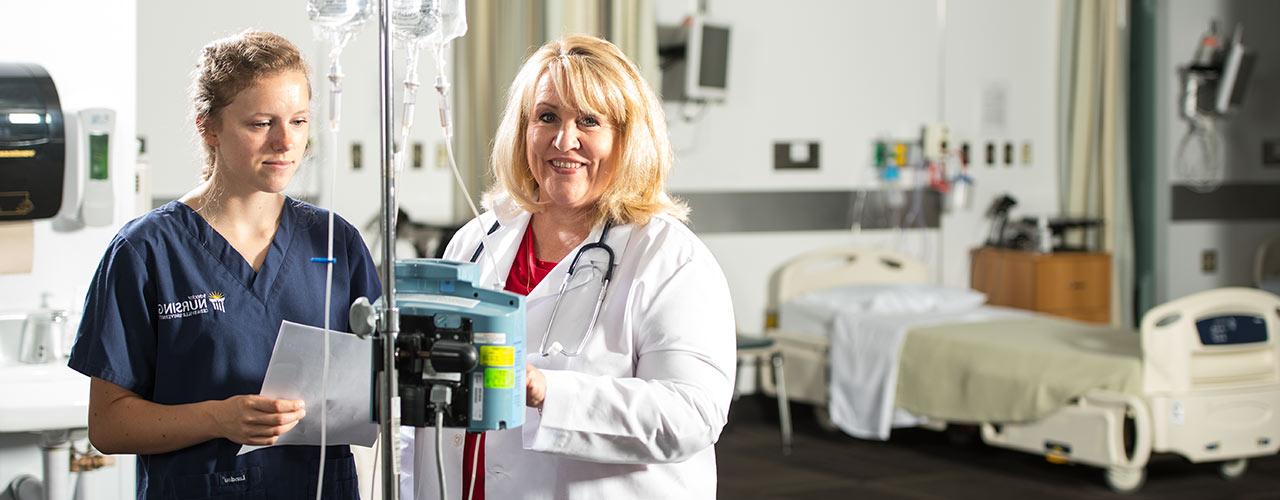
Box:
[465,432,481,500]
[429,44,501,288]
[431,49,481,220]
[398,49,422,171]
[437,411,448,500]
[315,31,351,500]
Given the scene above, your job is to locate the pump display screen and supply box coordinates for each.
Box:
[1196,314,1268,346]
[89,133,108,180]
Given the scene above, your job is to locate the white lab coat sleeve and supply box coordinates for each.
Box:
[523,256,737,464]
[398,425,416,500]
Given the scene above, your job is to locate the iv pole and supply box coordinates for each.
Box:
[376,0,401,497]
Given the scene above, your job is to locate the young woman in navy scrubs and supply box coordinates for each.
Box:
[68,31,379,499]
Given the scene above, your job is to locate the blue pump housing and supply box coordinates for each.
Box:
[395,259,526,432]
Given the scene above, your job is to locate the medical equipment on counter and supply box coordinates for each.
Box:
[0,63,65,221]
[983,194,1016,247]
[18,294,69,365]
[1176,21,1254,193]
[1035,216,1052,253]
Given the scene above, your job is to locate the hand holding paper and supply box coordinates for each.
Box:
[238,321,379,455]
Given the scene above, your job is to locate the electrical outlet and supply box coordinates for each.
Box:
[773,141,820,170]
[1202,249,1218,273]
[435,142,449,169]
[1263,138,1280,166]
[412,142,424,169]
[351,142,363,170]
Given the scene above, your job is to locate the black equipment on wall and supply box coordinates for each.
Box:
[0,63,65,221]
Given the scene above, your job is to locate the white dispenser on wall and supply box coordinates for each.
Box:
[79,109,115,227]
[54,108,116,230]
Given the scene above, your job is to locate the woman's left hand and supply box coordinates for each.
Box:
[526,363,546,409]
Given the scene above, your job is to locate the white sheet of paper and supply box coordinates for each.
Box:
[238,321,379,455]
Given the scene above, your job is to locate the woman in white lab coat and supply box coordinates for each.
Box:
[401,35,736,499]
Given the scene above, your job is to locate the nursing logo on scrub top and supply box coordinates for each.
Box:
[156,291,228,320]
[209,292,227,313]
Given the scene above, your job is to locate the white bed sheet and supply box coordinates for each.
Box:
[777,298,834,340]
[824,305,1030,440]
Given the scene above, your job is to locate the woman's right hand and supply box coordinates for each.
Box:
[210,396,307,445]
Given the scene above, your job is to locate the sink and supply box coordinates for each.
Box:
[0,313,89,433]
[0,364,89,433]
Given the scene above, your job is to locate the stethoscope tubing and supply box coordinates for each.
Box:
[471,219,616,357]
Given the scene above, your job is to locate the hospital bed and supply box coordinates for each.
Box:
[759,247,1280,493]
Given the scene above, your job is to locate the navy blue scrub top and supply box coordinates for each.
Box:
[69,198,381,500]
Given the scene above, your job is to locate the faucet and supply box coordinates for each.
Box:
[19,293,69,364]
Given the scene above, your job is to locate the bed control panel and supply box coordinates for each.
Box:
[1195,314,1268,346]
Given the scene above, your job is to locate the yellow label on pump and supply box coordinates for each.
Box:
[0,149,36,158]
[484,368,515,389]
[479,346,515,367]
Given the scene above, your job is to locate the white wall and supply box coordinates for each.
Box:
[137,1,457,239]
[0,1,139,496]
[1154,0,1280,302]
[660,0,1060,332]
[0,1,140,313]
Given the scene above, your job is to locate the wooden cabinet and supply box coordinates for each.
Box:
[970,247,1111,324]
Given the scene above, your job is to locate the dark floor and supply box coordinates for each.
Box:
[717,395,1280,500]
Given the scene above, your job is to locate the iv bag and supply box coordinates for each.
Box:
[432,0,467,48]
[392,0,441,45]
[307,0,374,35]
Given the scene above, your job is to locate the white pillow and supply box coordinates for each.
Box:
[790,284,987,316]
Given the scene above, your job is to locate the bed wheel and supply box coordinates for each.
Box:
[814,405,838,433]
[1105,466,1146,494]
[1218,459,1248,480]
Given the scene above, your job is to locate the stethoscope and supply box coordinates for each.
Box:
[470,219,616,357]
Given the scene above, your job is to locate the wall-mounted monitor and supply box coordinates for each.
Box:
[659,16,731,103]
[685,17,730,102]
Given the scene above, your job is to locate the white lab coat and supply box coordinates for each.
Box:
[400,194,737,500]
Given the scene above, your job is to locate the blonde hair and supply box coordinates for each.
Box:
[485,35,687,226]
[191,30,311,181]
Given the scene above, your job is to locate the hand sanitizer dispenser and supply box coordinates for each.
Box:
[79,109,115,227]
[53,108,115,230]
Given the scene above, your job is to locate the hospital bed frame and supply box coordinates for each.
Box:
[760,247,1280,493]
